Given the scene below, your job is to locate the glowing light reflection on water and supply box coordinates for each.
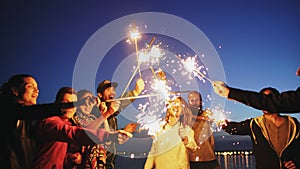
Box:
[217,153,256,169]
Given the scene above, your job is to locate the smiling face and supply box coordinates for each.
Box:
[101,86,116,101]
[14,76,39,106]
[167,98,183,125]
[188,92,202,116]
[61,93,78,119]
[78,92,96,115]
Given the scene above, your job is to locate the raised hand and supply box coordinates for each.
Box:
[212,81,230,98]
[216,119,229,128]
[117,130,133,144]
[133,78,145,96]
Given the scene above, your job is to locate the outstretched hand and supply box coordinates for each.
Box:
[123,123,138,133]
[108,100,121,113]
[117,130,133,144]
[133,78,145,96]
[216,119,229,129]
[106,130,132,144]
[212,81,230,98]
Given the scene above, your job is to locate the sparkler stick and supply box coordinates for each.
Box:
[147,36,156,50]
[120,63,140,98]
[193,68,212,83]
[106,93,160,102]
[130,22,141,78]
[175,55,212,83]
[107,90,191,102]
[147,36,158,79]
[150,66,158,79]
[135,36,141,78]
[169,90,191,94]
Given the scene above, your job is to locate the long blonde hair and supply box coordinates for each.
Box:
[163,96,193,129]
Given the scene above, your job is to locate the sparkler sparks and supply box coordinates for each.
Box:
[123,23,221,137]
[181,56,197,73]
[151,78,171,100]
[136,95,166,136]
[176,54,212,83]
[127,23,141,43]
[138,44,165,65]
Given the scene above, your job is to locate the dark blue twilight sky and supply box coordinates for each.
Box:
[1,1,300,126]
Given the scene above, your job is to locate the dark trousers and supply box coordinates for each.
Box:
[190,159,221,169]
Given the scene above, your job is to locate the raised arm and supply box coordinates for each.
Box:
[212,81,300,113]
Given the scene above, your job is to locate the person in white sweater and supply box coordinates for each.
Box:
[144,96,197,169]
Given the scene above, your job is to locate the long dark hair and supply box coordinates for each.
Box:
[0,74,33,102]
[55,87,77,103]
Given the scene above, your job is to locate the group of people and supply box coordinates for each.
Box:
[212,66,300,169]
[1,74,144,169]
[1,65,299,169]
[144,92,221,169]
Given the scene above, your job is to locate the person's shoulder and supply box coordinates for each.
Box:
[289,116,300,123]
[40,116,63,124]
[34,116,62,129]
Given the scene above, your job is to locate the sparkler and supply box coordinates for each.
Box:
[106,93,160,102]
[129,22,142,77]
[121,35,159,98]
[151,78,171,100]
[147,36,156,50]
[107,90,190,102]
[175,55,212,83]
[120,63,140,97]
[211,108,229,132]
[140,36,159,79]
[120,23,142,98]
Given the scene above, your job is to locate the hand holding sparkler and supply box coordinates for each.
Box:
[178,125,187,139]
[117,130,133,144]
[123,123,139,133]
[99,101,108,116]
[194,109,215,123]
[104,100,121,118]
[212,81,229,98]
[105,130,131,144]
[129,22,142,77]
[133,78,145,96]
[178,125,189,145]
[216,119,229,129]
